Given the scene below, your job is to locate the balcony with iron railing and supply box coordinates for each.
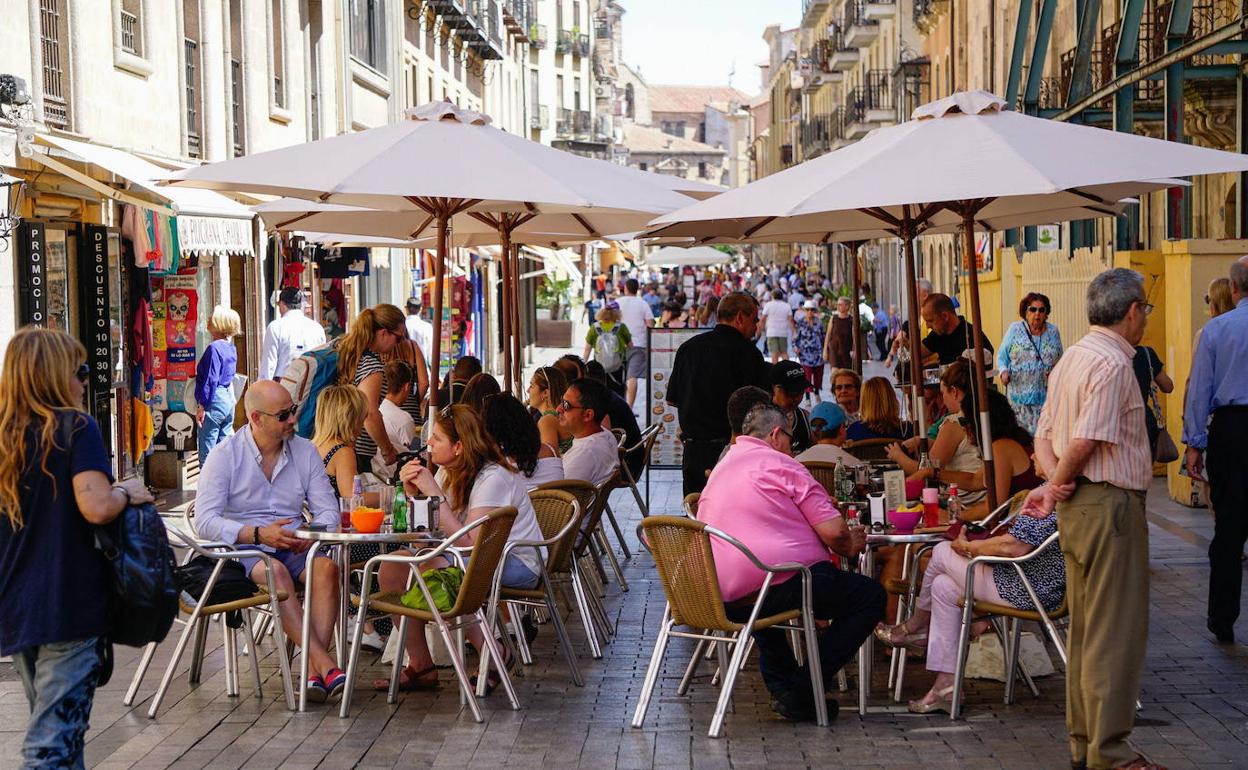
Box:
[574,33,590,58]
[844,0,882,48]
[827,24,860,71]
[556,29,573,55]
[802,0,831,27]
[502,0,531,39]
[430,0,504,59]
[556,107,573,136]
[120,10,139,55]
[573,109,592,136]
[800,114,832,160]
[530,104,549,130]
[844,71,895,138]
[528,23,547,48]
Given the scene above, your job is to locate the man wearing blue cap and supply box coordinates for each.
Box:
[794,402,862,467]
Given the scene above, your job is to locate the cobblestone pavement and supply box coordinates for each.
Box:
[2,473,1246,769]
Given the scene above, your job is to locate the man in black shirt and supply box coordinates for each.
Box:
[667,292,770,494]
[920,293,994,367]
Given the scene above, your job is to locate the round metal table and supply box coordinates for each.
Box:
[855,529,947,715]
[292,526,443,710]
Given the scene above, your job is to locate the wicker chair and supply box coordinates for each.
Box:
[124,529,295,719]
[681,493,700,518]
[950,528,1068,719]
[339,507,519,722]
[609,423,661,520]
[632,515,828,738]
[844,437,894,461]
[536,479,615,653]
[492,489,586,685]
[800,461,839,499]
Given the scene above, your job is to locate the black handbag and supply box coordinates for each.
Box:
[174,555,259,605]
[93,502,179,648]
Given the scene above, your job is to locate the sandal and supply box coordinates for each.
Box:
[907,684,955,714]
[374,665,439,692]
[470,648,514,696]
[874,622,928,653]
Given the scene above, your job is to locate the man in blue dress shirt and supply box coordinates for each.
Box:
[1183,256,1248,645]
[195,381,346,699]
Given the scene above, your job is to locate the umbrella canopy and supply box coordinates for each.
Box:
[648,90,1248,512]
[642,245,737,268]
[164,101,713,400]
[165,101,701,223]
[646,90,1241,241]
[253,198,633,245]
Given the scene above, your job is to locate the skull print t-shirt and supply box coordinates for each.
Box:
[0,411,114,655]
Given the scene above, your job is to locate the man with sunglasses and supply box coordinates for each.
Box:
[557,378,620,488]
[194,381,345,703]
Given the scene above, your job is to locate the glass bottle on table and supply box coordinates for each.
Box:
[947,484,962,522]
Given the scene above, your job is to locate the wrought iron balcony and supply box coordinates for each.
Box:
[827,25,860,71]
[528,23,547,48]
[844,71,895,139]
[844,0,881,48]
[575,33,590,58]
[573,109,592,136]
[556,29,573,55]
[556,107,573,136]
[802,0,831,27]
[530,104,549,129]
[502,0,531,39]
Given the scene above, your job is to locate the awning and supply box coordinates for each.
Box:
[522,245,582,279]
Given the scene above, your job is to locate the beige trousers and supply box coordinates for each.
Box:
[1057,481,1149,770]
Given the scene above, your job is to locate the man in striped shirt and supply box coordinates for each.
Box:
[1024,268,1159,770]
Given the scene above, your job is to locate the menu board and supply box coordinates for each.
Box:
[646,327,704,468]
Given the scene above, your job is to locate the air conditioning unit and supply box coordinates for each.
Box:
[594,84,608,96]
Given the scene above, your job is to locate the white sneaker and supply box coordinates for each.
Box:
[359,629,386,652]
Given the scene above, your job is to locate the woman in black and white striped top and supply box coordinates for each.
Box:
[336,304,409,470]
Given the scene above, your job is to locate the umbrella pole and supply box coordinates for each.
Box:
[510,243,523,393]
[847,241,864,376]
[497,224,515,395]
[957,202,998,512]
[900,221,927,441]
[429,208,449,412]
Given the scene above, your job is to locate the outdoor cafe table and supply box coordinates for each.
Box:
[855,529,947,715]
[293,526,441,711]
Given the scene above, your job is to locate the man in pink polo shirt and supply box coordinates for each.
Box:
[699,403,883,722]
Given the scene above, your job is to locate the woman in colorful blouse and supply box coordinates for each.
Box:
[996,292,1063,433]
[793,301,826,407]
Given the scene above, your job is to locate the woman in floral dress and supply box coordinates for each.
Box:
[793,301,827,407]
[996,292,1063,433]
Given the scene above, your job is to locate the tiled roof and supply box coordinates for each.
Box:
[648,85,752,114]
[623,124,726,155]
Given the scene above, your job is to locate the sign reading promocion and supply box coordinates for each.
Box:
[176,215,254,256]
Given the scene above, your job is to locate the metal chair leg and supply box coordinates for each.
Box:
[602,501,633,559]
[630,607,672,728]
[708,630,751,738]
[147,614,204,719]
[123,642,159,706]
[477,610,521,710]
[436,615,484,723]
[595,525,629,591]
[949,601,977,720]
[223,622,239,697]
[388,616,410,704]
[678,637,709,695]
[242,611,264,698]
[570,565,603,659]
[510,605,535,666]
[338,589,370,717]
[544,593,584,687]
[188,619,209,684]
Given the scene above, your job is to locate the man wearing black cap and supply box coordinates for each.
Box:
[261,287,327,380]
[667,292,770,494]
[771,361,814,453]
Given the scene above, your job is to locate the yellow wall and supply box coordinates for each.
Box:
[1159,239,1248,504]
[958,250,1003,349]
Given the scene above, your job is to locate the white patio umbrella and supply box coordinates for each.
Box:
[641,245,737,268]
[164,101,706,402]
[649,90,1248,511]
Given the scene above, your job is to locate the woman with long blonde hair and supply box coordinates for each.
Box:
[847,376,911,441]
[376,405,546,692]
[336,303,408,470]
[0,328,151,767]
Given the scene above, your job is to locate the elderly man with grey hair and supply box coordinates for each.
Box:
[1184,255,1248,646]
[195,380,345,703]
[697,403,882,723]
[1023,268,1157,770]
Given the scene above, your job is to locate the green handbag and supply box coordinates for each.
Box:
[400,566,464,613]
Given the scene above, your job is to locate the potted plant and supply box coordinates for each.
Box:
[536,276,574,346]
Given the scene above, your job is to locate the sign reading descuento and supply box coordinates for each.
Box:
[81,224,112,457]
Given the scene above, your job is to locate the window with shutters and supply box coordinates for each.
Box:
[229,0,245,156]
[271,0,286,109]
[183,0,203,158]
[39,0,72,130]
[349,0,388,72]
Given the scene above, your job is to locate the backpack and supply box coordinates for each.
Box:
[94,502,179,647]
[280,339,341,438]
[592,323,626,372]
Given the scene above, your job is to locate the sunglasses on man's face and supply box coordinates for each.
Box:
[76,364,90,383]
[260,404,299,422]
